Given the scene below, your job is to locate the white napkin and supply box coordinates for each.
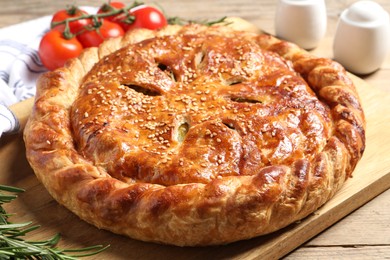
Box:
[0,16,49,137]
[0,7,96,136]
[0,104,19,137]
[0,16,51,107]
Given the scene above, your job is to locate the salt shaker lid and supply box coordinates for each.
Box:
[333,1,390,75]
[341,0,389,27]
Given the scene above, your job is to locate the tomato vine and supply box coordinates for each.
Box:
[38,1,227,70]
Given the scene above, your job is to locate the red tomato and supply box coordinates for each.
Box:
[38,30,83,71]
[97,1,126,22]
[51,6,90,34]
[114,5,167,31]
[77,20,125,48]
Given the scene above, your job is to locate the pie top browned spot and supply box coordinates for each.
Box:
[24,20,365,246]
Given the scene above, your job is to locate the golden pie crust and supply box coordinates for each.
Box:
[24,18,365,246]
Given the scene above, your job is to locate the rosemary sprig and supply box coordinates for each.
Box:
[0,184,108,259]
[153,0,228,27]
[167,16,228,26]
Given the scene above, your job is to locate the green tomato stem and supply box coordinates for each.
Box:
[51,1,143,30]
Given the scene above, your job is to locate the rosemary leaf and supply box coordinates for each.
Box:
[0,185,25,193]
[168,16,228,26]
[0,222,33,230]
[0,184,108,259]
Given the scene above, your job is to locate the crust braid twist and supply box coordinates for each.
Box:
[24,19,365,246]
[255,34,365,174]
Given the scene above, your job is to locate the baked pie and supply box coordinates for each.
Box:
[24,18,365,246]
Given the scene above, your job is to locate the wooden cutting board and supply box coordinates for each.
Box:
[1,74,389,259]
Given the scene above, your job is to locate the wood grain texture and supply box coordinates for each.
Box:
[286,245,390,260]
[1,0,390,259]
[2,75,389,259]
[306,188,390,246]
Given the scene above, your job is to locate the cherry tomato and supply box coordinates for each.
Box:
[114,5,167,31]
[38,30,83,71]
[97,1,126,22]
[77,20,125,48]
[51,6,90,34]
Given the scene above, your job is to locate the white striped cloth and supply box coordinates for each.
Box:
[0,16,51,107]
[0,7,95,137]
[0,16,50,137]
[0,104,19,137]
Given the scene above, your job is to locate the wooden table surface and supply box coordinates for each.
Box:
[1,0,389,259]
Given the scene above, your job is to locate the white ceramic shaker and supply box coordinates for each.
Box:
[333,1,390,75]
[275,0,327,50]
